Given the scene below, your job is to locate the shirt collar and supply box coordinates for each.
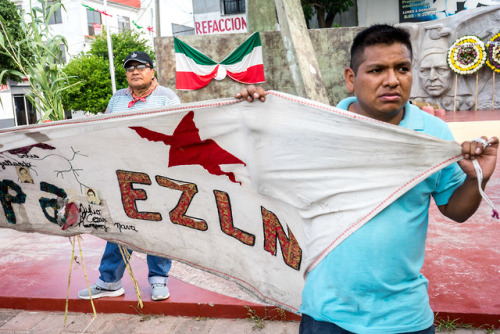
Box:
[399,102,424,131]
[337,97,424,131]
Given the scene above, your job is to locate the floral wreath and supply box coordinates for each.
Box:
[447,35,486,75]
[485,32,500,73]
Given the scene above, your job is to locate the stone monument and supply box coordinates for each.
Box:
[400,5,500,111]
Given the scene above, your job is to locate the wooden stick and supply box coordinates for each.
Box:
[64,236,76,326]
[453,74,458,113]
[78,236,97,318]
[475,72,479,112]
[118,245,143,309]
[493,72,496,111]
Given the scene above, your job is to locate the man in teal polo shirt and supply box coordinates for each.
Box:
[238,24,498,333]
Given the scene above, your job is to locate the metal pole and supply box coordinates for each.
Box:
[104,0,116,93]
[150,7,155,47]
[155,0,160,38]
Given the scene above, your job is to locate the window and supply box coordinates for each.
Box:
[45,0,62,24]
[87,9,102,36]
[222,0,245,15]
[118,15,130,33]
[13,95,36,126]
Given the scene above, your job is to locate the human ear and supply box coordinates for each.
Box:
[344,67,355,93]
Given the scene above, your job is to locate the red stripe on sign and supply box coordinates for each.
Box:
[176,66,219,90]
[226,64,265,84]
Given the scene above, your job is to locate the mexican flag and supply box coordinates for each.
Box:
[220,32,265,84]
[174,38,219,90]
[175,32,265,90]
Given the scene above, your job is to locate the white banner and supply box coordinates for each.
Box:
[0,92,462,311]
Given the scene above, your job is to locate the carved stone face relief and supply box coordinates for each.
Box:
[406,5,500,110]
[419,51,454,97]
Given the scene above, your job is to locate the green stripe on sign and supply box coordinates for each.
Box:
[220,32,261,66]
[174,37,218,66]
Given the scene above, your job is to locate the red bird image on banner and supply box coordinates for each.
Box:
[130,111,245,184]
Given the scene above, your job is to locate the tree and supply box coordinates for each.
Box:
[301,0,354,28]
[62,30,153,114]
[0,0,29,83]
[0,0,76,121]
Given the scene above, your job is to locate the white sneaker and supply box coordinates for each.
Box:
[151,283,170,301]
[78,285,125,300]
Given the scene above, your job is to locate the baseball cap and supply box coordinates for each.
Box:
[123,51,154,68]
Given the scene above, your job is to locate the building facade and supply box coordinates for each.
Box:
[0,0,152,128]
[192,0,247,35]
[1,0,498,128]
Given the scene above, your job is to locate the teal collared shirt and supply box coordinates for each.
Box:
[338,97,427,131]
[300,97,466,334]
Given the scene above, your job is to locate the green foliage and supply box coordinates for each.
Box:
[245,306,266,330]
[434,315,473,331]
[244,306,288,330]
[61,55,112,114]
[62,30,153,114]
[0,0,77,121]
[0,0,29,83]
[301,0,354,28]
[484,326,497,334]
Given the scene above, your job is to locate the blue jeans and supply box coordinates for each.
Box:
[299,314,435,334]
[96,241,172,290]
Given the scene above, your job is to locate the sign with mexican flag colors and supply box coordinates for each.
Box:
[175,32,265,90]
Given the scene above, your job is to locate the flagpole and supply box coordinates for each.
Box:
[155,0,160,38]
[104,0,116,93]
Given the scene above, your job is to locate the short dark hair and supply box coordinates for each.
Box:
[349,24,413,74]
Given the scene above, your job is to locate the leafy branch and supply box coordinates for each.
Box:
[0,0,81,121]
